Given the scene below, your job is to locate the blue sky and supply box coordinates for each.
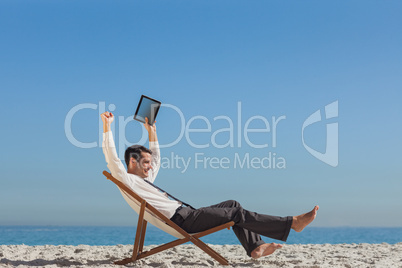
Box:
[1,1,401,227]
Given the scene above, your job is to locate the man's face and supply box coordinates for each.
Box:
[132,152,152,178]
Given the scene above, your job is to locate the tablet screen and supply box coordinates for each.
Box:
[133,95,161,125]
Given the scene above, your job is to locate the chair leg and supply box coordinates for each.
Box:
[136,237,191,260]
[132,201,147,260]
[138,220,147,253]
[114,200,147,265]
[190,237,229,265]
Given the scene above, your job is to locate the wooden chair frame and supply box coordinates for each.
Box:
[103,171,234,265]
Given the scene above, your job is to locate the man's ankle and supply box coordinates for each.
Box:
[291,216,297,230]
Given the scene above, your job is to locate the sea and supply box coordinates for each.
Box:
[1,226,402,246]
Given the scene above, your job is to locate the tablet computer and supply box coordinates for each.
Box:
[133,95,161,125]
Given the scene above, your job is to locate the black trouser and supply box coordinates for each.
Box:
[170,200,293,256]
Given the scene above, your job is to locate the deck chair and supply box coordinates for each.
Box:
[102,171,235,265]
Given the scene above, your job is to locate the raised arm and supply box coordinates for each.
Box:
[101,111,128,183]
[144,117,160,182]
[144,117,158,142]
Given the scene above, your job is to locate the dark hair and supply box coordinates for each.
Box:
[124,145,153,168]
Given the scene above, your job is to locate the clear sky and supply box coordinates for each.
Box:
[1,0,401,227]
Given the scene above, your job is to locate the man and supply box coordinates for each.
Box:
[101,111,319,259]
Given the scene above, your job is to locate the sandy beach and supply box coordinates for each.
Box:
[1,243,401,267]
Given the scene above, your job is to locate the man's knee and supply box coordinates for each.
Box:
[226,200,242,208]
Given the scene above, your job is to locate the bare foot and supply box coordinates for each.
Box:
[292,205,319,232]
[251,243,283,259]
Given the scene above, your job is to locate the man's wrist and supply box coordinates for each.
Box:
[148,131,157,142]
[103,124,111,133]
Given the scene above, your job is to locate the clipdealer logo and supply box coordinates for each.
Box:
[64,100,339,170]
[302,101,339,167]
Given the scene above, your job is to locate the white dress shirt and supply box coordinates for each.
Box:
[102,131,181,219]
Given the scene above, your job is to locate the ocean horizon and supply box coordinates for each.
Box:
[1,226,402,246]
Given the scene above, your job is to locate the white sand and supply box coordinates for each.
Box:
[1,243,402,267]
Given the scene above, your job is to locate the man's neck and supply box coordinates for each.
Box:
[127,169,145,178]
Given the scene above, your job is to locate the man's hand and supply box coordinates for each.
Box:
[101,112,114,133]
[144,117,158,142]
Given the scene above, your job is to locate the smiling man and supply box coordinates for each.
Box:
[101,111,181,218]
[124,144,154,178]
[101,111,319,259]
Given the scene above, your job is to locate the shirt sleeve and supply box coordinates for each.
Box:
[147,141,160,183]
[102,131,128,183]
